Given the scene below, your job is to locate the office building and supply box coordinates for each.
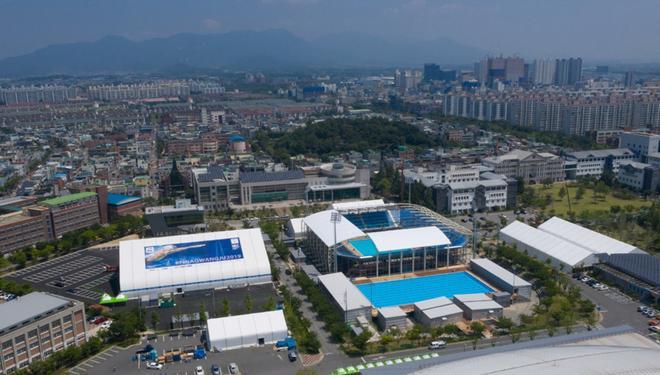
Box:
[435,179,509,214]
[0,206,53,255]
[482,149,564,184]
[563,148,636,179]
[618,132,660,162]
[616,160,659,192]
[0,293,86,373]
[40,192,101,237]
[145,199,206,236]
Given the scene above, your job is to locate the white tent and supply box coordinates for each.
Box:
[119,228,271,298]
[206,310,288,351]
[538,216,642,255]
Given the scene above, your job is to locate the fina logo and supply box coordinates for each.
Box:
[144,246,155,254]
[230,238,240,250]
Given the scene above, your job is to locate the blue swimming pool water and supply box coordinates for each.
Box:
[356,272,492,308]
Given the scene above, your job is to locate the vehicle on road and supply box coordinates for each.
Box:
[211,364,222,375]
[288,351,297,362]
[428,340,447,349]
[228,363,240,374]
[195,365,205,375]
[649,326,660,333]
[146,362,163,370]
[648,319,659,326]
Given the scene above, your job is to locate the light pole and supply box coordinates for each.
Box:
[330,211,342,273]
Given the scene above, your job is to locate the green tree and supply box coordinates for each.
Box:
[244,293,253,313]
[263,296,276,311]
[222,298,230,316]
[150,312,160,331]
[199,302,207,325]
[558,186,566,200]
[470,321,485,337]
[352,330,373,353]
[575,186,585,200]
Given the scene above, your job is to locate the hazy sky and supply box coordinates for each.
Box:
[1,0,659,62]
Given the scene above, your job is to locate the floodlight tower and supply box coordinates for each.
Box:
[471,200,478,260]
[330,211,342,273]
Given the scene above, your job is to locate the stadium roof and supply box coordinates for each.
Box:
[538,216,640,255]
[599,253,660,287]
[119,229,271,295]
[40,191,96,206]
[500,221,597,268]
[303,210,365,247]
[471,258,531,287]
[331,199,386,211]
[239,170,304,183]
[367,226,450,252]
[107,193,141,206]
[318,272,371,311]
[0,292,72,333]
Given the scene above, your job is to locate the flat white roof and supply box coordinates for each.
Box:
[119,228,271,295]
[471,258,531,287]
[378,306,407,319]
[332,199,385,211]
[288,217,306,236]
[499,221,597,268]
[318,272,371,311]
[303,210,365,247]
[454,293,502,311]
[414,296,455,311]
[538,216,640,255]
[421,304,464,319]
[367,226,450,252]
[206,310,287,350]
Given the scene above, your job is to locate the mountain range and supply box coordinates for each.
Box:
[0,30,486,77]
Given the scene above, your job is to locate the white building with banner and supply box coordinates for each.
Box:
[119,228,271,300]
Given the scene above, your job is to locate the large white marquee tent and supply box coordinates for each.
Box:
[206,310,288,351]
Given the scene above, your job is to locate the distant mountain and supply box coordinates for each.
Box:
[0,30,485,77]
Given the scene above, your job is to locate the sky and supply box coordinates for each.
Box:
[0,0,659,62]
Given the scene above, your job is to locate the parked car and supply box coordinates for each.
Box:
[99,320,112,330]
[645,310,657,318]
[228,363,240,374]
[288,351,298,362]
[597,284,609,291]
[211,364,222,375]
[428,340,447,349]
[648,319,659,326]
[649,326,660,333]
[146,362,163,370]
[195,366,205,375]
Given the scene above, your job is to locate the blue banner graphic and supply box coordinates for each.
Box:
[144,238,243,269]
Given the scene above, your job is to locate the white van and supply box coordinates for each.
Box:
[428,340,447,349]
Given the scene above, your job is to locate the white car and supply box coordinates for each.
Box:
[146,362,163,370]
[195,366,205,375]
[99,320,113,330]
[428,340,447,349]
[597,285,609,291]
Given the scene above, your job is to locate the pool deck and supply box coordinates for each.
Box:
[352,265,468,285]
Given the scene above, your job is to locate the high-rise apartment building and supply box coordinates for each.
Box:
[554,57,582,86]
[532,59,556,85]
[475,56,525,85]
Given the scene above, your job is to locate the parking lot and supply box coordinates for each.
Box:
[7,248,119,303]
[71,333,302,375]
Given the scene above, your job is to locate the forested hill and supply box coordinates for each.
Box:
[254,118,435,159]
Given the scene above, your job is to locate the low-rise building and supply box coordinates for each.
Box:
[470,258,532,300]
[106,193,143,220]
[618,131,660,162]
[413,297,463,327]
[616,160,659,192]
[482,149,564,184]
[40,192,100,237]
[564,148,636,180]
[318,273,372,323]
[593,254,659,305]
[0,293,86,373]
[0,206,53,255]
[145,199,206,236]
[453,293,503,321]
[376,306,407,331]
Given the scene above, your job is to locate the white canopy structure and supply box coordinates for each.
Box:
[331,199,386,211]
[206,310,288,351]
[538,216,642,255]
[367,226,450,252]
[302,210,365,247]
[119,229,271,299]
[499,221,598,272]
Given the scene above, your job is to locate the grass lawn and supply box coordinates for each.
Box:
[531,183,652,216]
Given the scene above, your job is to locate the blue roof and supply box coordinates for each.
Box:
[229,134,246,142]
[107,193,141,206]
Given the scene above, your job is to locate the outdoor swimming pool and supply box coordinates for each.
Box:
[356,271,493,308]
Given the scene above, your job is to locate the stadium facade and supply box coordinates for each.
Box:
[301,201,471,277]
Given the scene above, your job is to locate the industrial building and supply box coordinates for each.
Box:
[318,272,372,323]
[119,229,271,300]
[594,253,659,304]
[0,293,86,373]
[453,293,503,320]
[205,310,287,352]
[470,258,532,300]
[499,220,599,272]
[413,297,464,328]
[376,306,407,331]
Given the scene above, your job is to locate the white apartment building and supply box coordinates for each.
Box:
[564,148,636,179]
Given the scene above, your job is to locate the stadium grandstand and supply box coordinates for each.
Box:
[301,200,471,277]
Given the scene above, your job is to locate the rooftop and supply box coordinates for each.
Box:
[40,191,97,207]
[318,272,371,311]
[0,292,73,333]
[599,253,660,287]
[566,148,634,159]
[107,193,141,206]
[239,170,305,183]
